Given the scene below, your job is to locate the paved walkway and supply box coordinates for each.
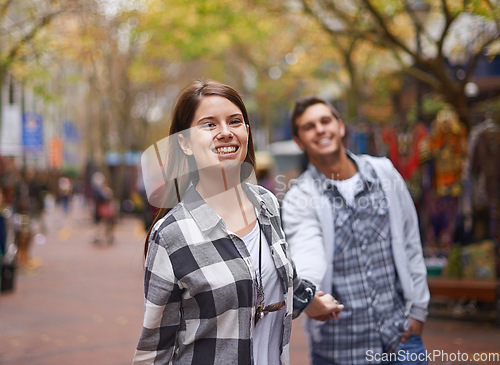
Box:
[1,198,499,364]
[0,199,145,365]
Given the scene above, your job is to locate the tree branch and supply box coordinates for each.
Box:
[301,0,382,44]
[359,0,415,58]
[436,1,459,58]
[405,65,442,90]
[441,0,452,23]
[484,0,497,12]
[0,0,14,20]
[5,9,64,67]
[464,34,499,82]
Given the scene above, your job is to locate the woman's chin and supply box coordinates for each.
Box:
[219,158,243,170]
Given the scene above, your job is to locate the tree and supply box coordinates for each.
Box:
[299,0,500,131]
[0,0,79,138]
[126,0,343,142]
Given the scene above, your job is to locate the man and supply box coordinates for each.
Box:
[281,96,430,365]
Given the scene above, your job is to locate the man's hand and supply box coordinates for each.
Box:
[304,291,344,321]
[401,318,424,343]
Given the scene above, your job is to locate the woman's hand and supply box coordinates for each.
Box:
[304,291,344,321]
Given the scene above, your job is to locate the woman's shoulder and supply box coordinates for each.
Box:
[245,183,280,211]
[150,203,193,248]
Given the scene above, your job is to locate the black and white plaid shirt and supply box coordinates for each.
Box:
[133,183,314,365]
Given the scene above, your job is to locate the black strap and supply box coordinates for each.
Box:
[257,220,262,290]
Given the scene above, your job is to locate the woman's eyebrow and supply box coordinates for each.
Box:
[196,116,216,124]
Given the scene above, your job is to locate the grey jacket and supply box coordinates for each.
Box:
[281,153,430,342]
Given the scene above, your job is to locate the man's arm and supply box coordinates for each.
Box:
[390,163,430,323]
[281,186,327,291]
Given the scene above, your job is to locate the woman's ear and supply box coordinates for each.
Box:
[177,133,193,155]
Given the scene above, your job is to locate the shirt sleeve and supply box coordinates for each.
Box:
[133,228,182,364]
[390,162,430,322]
[281,186,328,291]
[291,274,316,319]
[264,187,317,319]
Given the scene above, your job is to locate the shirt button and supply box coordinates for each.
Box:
[367,271,372,277]
[361,244,367,250]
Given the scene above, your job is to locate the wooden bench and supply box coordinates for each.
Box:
[427,278,497,302]
[427,277,500,324]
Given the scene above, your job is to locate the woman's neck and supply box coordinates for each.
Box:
[196,164,241,196]
[196,180,256,236]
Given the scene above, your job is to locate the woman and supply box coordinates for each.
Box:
[133,80,342,365]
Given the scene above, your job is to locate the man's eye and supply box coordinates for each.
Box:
[321,118,332,124]
[230,119,243,125]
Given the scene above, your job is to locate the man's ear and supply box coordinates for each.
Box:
[338,119,346,139]
[292,135,305,151]
[177,134,193,155]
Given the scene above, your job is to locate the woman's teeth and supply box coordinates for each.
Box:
[216,146,237,154]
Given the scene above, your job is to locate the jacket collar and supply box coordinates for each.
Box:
[307,150,377,193]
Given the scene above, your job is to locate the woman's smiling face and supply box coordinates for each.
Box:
[178,95,249,172]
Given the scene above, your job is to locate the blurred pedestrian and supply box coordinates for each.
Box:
[28,170,48,234]
[133,80,342,365]
[282,96,430,365]
[91,172,116,245]
[58,176,73,213]
[13,170,33,268]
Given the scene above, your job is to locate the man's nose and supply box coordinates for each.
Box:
[315,122,325,133]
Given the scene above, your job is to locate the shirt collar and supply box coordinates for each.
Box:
[307,150,377,193]
[181,182,273,235]
[181,184,221,234]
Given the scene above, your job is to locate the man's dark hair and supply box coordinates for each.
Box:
[290,96,342,138]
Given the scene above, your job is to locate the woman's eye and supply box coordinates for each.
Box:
[230,119,243,125]
[201,122,216,129]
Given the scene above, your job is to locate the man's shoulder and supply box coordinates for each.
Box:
[357,153,392,166]
[357,154,397,177]
[283,168,319,202]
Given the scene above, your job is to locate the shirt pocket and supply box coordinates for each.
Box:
[333,209,350,230]
[369,200,390,240]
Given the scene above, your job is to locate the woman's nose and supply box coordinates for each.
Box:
[216,123,233,138]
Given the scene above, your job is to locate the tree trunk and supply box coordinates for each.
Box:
[0,68,5,149]
[420,60,472,134]
[344,46,361,123]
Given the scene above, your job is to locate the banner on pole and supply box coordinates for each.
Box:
[22,113,44,153]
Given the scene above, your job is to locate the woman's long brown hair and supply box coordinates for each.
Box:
[143,79,256,258]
